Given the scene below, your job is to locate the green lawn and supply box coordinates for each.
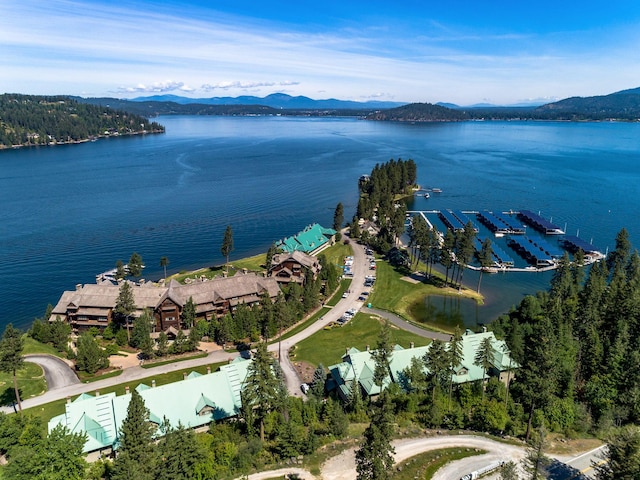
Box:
[319,241,353,267]
[326,278,352,307]
[0,362,47,407]
[369,260,482,326]
[22,337,64,357]
[292,312,430,369]
[170,253,267,284]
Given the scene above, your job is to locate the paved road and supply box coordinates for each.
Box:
[25,354,80,390]
[367,307,451,342]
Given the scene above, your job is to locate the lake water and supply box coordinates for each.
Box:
[2,116,640,330]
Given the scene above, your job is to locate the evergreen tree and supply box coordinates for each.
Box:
[156,423,204,480]
[594,426,640,479]
[474,336,496,402]
[111,390,158,480]
[0,324,25,412]
[371,320,394,389]
[3,424,87,480]
[424,339,449,401]
[355,391,395,480]
[309,364,326,399]
[160,256,169,281]
[114,282,136,341]
[115,259,126,280]
[130,309,153,350]
[221,225,234,274]
[241,342,285,441]
[128,252,144,277]
[156,332,169,357]
[265,243,278,271]
[75,332,108,374]
[182,296,197,329]
[475,238,494,293]
[448,327,464,409]
[521,425,550,480]
[333,202,344,232]
[499,461,520,480]
[440,229,455,286]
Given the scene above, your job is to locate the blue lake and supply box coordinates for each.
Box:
[2,116,640,330]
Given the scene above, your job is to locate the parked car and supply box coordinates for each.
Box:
[300,383,310,394]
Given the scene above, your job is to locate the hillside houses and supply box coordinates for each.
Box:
[268,250,322,285]
[49,273,281,332]
[275,223,336,255]
[327,330,517,401]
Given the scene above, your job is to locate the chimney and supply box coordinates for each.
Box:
[151,380,156,388]
[95,390,100,397]
[482,326,487,333]
[75,283,82,291]
[410,342,414,349]
[345,347,349,356]
[366,345,370,351]
[183,372,188,380]
[206,366,211,374]
[66,396,71,404]
[125,386,130,395]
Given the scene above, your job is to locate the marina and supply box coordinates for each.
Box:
[408,209,605,273]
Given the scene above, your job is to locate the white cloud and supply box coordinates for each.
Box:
[115,81,189,93]
[201,81,300,91]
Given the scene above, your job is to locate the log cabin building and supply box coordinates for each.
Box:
[268,250,321,285]
[49,273,281,332]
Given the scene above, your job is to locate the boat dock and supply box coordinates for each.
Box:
[562,235,602,257]
[438,209,466,231]
[475,236,514,267]
[508,236,554,266]
[477,210,526,235]
[451,210,479,232]
[518,210,565,235]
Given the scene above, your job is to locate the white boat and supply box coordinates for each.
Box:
[424,192,430,198]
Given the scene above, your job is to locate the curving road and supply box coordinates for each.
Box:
[25,354,80,390]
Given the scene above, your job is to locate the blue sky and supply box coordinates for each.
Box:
[2,0,640,105]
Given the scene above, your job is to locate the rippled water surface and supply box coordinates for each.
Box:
[2,116,640,329]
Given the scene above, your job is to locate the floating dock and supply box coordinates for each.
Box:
[438,209,465,231]
[475,236,514,267]
[518,210,565,235]
[451,210,479,232]
[562,235,601,256]
[508,236,554,266]
[477,210,525,235]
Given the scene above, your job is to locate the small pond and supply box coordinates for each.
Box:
[410,294,482,329]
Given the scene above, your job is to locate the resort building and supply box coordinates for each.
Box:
[48,358,252,454]
[275,223,336,255]
[327,330,517,401]
[268,250,322,285]
[49,273,281,332]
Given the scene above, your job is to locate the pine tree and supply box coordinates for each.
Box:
[0,324,25,412]
[594,425,640,479]
[241,342,285,441]
[371,320,394,389]
[333,202,344,232]
[128,252,144,277]
[522,425,550,480]
[111,390,158,480]
[182,296,197,329]
[448,326,464,410]
[424,339,449,401]
[155,423,204,480]
[476,238,494,293]
[160,256,169,281]
[220,225,234,274]
[75,332,109,374]
[474,336,496,402]
[355,391,395,480]
[114,282,136,342]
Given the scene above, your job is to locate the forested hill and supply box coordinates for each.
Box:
[534,89,640,120]
[366,102,469,121]
[0,94,164,149]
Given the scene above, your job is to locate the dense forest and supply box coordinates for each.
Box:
[0,94,164,148]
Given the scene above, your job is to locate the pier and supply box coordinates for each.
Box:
[507,236,554,266]
[477,210,526,235]
[475,236,514,267]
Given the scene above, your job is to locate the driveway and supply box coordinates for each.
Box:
[25,354,80,390]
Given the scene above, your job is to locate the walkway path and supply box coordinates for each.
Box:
[367,307,451,342]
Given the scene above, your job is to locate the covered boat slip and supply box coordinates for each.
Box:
[475,236,515,267]
[518,209,565,235]
[507,235,554,266]
[477,210,526,235]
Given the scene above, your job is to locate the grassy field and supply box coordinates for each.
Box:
[319,241,352,267]
[170,253,267,284]
[22,337,64,357]
[0,362,47,407]
[369,260,482,329]
[292,312,430,368]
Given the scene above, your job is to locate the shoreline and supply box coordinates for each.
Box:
[0,128,165,151]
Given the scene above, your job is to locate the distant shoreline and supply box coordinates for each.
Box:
[0,128,165,151]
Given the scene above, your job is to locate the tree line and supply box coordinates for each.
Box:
[0,94,164,148]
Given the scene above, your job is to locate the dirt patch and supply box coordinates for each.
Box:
[293,360,316,383]
[545,434,603,456]
[400,276,421,284]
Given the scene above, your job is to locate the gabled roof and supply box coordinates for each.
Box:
[275,223,336,254]
[48,358,252,453]
[327,331,518,398]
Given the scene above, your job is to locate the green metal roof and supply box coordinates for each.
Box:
[276,223,336,254]
[328,331,517,398]
[48,358,252,453]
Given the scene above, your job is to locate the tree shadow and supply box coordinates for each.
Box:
[545,458,589,480]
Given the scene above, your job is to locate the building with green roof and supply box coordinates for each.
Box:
[328,330,518,401]
[48,358,252,454]
[275,223,336,255]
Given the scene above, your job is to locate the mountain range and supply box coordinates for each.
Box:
[130,92,405,110]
